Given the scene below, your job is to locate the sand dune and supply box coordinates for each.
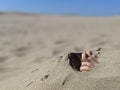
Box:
[0,14,120,90]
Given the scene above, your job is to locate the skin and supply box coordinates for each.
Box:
[80,50,99,72]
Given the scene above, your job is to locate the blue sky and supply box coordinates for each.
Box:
[0,0,120,16]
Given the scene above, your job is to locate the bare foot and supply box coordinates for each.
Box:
[80,50,99,72]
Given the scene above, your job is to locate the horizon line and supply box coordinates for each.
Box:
[0,11,119,17]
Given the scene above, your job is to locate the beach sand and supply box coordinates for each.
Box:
[0,13,120,90]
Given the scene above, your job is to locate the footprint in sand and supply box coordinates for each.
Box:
[61,74,72,87]
[41,74,49,81]
[52,49,61,55]
[0,31,5,36]
[31,68,39,73]
[53,40,71,55]
[0,56,10,63]
[89,35,110,47]
[0,67,6,73]
[55,40,68,45]
[33,56,51,63]
[11,46,32,57]
[99,34,107,38]
[74,46,84,52]
[113,42,120,50]
[2,41,10,46]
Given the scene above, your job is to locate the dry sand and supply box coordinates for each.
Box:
[0,13,120,90]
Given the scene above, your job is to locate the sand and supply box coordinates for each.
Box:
[0,13,120,90]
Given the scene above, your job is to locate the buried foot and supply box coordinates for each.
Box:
[68,50,99,72]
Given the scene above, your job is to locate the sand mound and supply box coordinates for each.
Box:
[0,14,120,90]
